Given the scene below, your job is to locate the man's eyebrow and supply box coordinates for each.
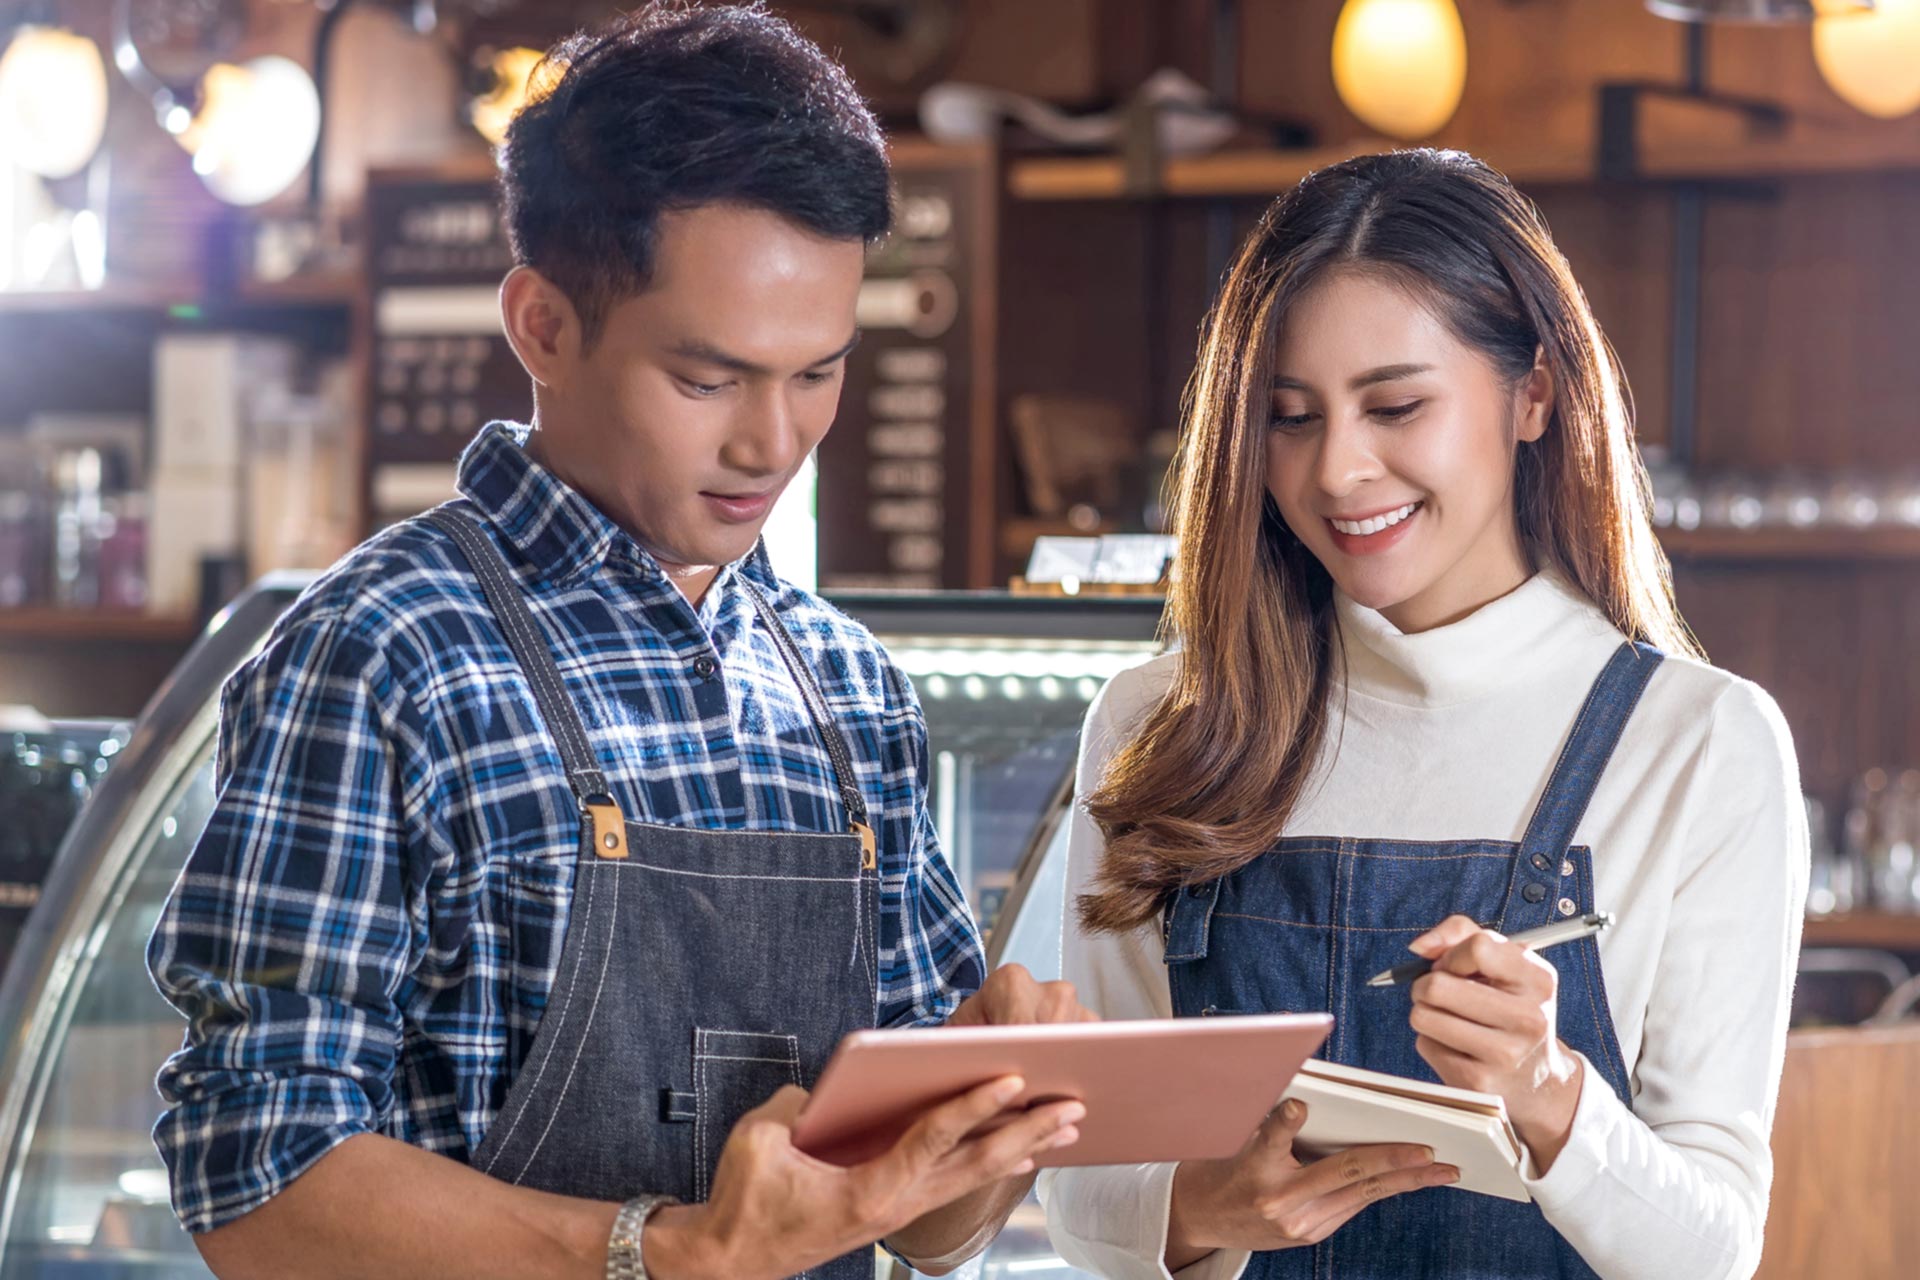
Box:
[669,331,862,376]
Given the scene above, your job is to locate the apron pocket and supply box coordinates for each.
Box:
[692,1028,801,1203]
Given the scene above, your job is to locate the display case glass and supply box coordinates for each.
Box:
[0,587,1161,1278]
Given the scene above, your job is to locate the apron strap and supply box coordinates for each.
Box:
[426,507,871,848]
[1500,640,1665,932]
[742,580,872,837]
[424,508,612,806]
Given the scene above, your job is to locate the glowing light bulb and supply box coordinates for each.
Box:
[1331,0,1469,141]
[0,26,110,177]
[1814,0,1920,119]
[178,56,321,205]
[470,47,562,146]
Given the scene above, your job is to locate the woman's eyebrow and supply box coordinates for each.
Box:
[1273,363,1435,392]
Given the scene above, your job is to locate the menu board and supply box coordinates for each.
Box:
[363,174,527,519]
[817,145,994,590]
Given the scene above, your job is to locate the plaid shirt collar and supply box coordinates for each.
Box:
[456,421,777,600]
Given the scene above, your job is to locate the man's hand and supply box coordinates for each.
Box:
[946,963,1097,1028]
[880,964,1098,1272]
[646,1075,1082,1280]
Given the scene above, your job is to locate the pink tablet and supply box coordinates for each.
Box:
[792,1013,1333,1169]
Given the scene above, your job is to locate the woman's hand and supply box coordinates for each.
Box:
[1406,915,1584,1172]
[1164,1099,1457,1270]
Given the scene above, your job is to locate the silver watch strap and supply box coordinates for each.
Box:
[607,1194,681,1280]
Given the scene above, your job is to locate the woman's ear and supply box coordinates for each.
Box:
[499,265,581,391]
[1515,345,1554,445]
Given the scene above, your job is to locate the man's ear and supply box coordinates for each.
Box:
[1516,345,1554,445]
[500,266,581,390]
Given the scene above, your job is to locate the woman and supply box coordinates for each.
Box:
[1040,149,1807,1280]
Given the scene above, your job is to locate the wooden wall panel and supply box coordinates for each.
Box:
[1674,564,1920,810]
[1697,174,1920,471]
[1531,188,1676,449]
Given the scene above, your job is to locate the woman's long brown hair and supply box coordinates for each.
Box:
[1079,149,1701,935]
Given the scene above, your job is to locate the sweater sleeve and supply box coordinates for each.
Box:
[1524,679,1809,1280]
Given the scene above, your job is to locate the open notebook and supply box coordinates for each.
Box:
[1283,1060,1530,1202]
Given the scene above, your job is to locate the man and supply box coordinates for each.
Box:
[147,6,1089,1277]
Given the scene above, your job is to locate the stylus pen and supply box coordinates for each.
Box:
[1365,911,1615,988]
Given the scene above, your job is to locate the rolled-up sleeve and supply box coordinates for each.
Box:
[148,611,442,1232]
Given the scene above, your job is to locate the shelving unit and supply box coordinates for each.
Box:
[1804,913,1920,953]
[0,272,361,315]
[0,609,199,644]
[1005,138,1920,203]
[1007,142,1595,201]
[1659,527,1920,563]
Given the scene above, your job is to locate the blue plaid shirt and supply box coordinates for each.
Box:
[148,423,986,1233]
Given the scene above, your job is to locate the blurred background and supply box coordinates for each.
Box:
[0,1,1918,1276]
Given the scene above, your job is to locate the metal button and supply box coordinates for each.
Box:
[1529,852,1550,871]
[1522,882,1548,903]
[1558,897,1579,917]
[1562,859,1575,878]
[602,832,619,850]
[692,655,717,679]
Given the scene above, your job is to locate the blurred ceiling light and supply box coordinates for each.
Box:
[0,25,111,178]
[469,46,558,147]
[177,55,321,205]
[1331,0,1468,141]
[1814,0,1920,117]
[1646,0,1870,19]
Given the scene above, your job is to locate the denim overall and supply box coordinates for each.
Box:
[429,509,878,1280]
[1163,642,1663,1279]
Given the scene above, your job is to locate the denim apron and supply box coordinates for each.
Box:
[428,509,879,1280]
[1163,641,1663,1279]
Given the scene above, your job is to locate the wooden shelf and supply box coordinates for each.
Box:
[0,273,362,316]
[1006,139,1920,202]
[1659,527,1920,563]
[0,609,200,643]
[1008,142,1593,201]
[1804,913,1920,952]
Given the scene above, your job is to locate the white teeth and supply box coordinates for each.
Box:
[1331,502,1421,537]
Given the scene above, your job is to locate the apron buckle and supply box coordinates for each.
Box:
[582,794,629,860]
[852,821,877,871]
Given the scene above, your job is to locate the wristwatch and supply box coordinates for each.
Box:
[606,1194,681,1280]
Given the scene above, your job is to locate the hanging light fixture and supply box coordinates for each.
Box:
[176,55,322,205]
[0,25,111,178]
[1646,1,1869,19]
[1813,0,1920,117]
[469,46,561,147]
[1330,0,1469,141]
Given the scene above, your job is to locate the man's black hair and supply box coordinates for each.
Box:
[500,2,892,346]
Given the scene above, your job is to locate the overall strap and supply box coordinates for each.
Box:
[743,580,875,866]
[424,509,621,850]
[1499,640,1665,931]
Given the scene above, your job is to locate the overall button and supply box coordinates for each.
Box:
[1558,897,1579,917]
[1562,858,1575,877]
[1529,852,1551,872]
[691,655,718,680]
[1522,882,1549,903]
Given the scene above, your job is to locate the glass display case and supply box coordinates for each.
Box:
[1,719,128,984]
[0,584,1162,1278]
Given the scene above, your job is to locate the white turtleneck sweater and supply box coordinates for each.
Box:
[1038,571,1808,1280]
